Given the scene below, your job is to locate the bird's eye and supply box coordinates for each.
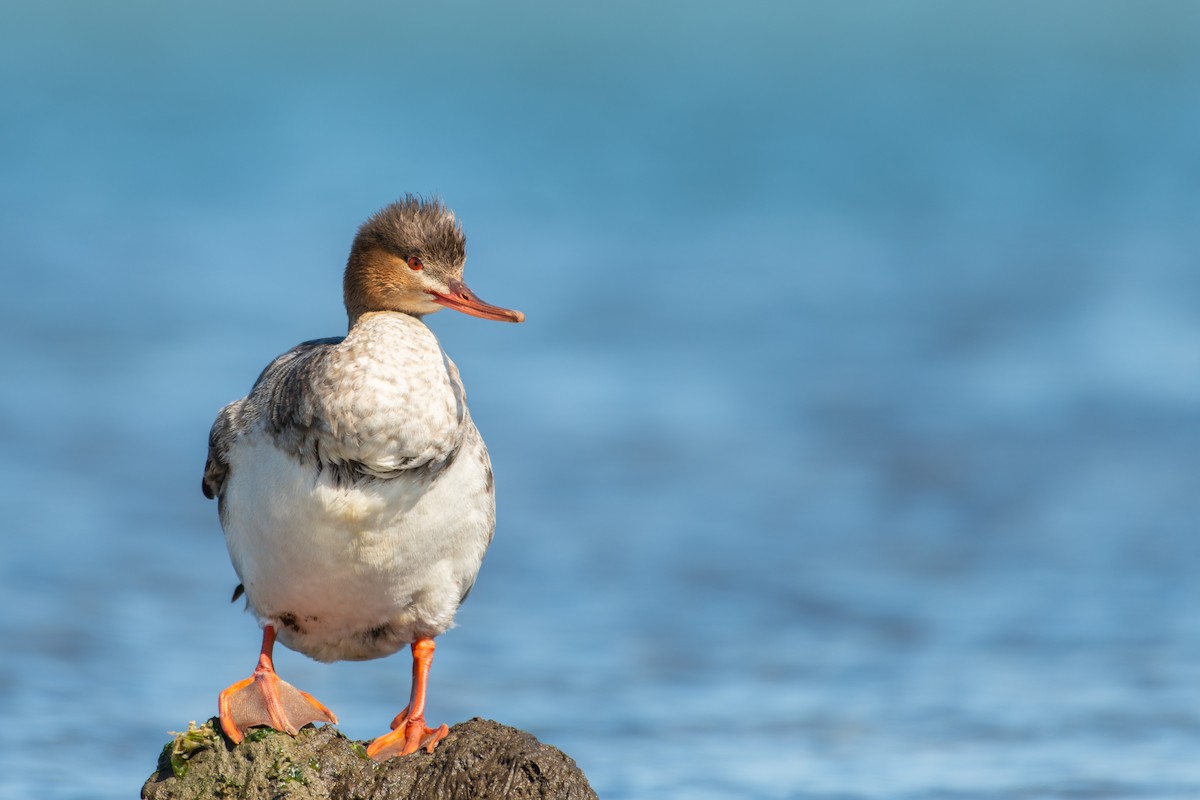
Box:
[407,256,424,271]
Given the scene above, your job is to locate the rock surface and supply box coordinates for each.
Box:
[142,718,597,800]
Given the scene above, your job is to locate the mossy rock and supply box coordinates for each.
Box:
[142,717,597,800]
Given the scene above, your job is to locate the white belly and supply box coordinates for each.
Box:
[221,430,493,662]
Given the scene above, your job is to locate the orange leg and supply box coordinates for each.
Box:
[217,625,337,743]
[366,638,449,760]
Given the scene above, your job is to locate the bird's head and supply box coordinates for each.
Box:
[343,196,524,326]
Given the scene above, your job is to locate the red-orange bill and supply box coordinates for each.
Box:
[430,278,524,323]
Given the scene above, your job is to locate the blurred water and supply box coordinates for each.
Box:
[3,2,1200,798]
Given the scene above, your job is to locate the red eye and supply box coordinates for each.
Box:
[407,256,423,271]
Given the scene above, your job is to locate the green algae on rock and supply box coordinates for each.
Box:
[141,717,597,800]
[161,720,224,779]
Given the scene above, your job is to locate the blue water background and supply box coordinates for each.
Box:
[3,2,1200,797]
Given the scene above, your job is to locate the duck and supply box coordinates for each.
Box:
[201,196,523,759]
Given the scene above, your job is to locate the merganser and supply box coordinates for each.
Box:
[201,196,523,759]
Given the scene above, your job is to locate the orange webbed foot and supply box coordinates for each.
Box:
[365,637,448,761]
[217,625,337,744]
[366,715,449,759]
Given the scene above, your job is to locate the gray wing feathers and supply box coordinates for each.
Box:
[201,400,240,500]
[252,338,342,462]
[200,337,343,501]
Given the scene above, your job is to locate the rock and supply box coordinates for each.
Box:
[141,718,598,800]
